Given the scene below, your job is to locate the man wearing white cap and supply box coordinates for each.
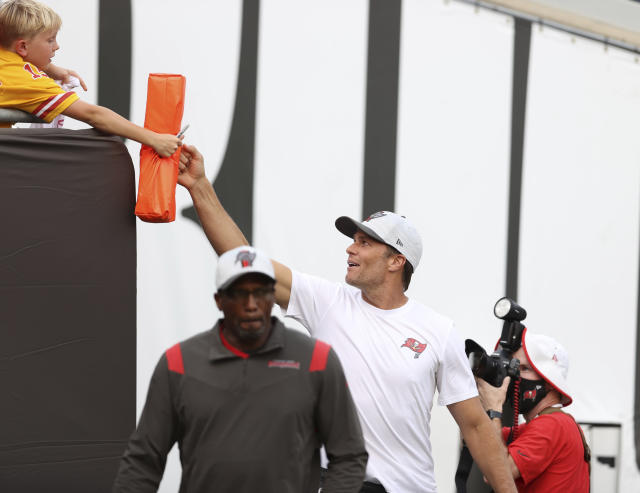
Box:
[476,329,590,492]
[113,246,367,493]
[176,145,516,493]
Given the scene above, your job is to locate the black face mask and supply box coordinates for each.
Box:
[508,378,548,415]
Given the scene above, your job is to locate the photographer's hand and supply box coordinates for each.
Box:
[476,376,510,412]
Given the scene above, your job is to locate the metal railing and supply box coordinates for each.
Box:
[455,0,640,54]
[0,108,45,124]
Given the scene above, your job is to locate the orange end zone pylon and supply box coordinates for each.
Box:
[135,73,186,223]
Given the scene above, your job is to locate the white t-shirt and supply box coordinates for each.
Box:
[286,271,478,492]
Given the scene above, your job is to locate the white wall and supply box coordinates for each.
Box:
[41,0,640,491]
[520,27,640,492]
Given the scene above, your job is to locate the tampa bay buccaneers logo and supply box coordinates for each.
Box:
[523,389,537,400]
[401,338,427,359]
[364,211,387,222]
[235,250,256,268]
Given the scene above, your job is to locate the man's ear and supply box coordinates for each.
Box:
[214,292,223,311]
[388,254,406,273]
[14,39,28,57]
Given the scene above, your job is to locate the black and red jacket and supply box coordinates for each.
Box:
[112,318,367,493]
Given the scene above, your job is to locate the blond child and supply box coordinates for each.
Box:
[0,0,181,157]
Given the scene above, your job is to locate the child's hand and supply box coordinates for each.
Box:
[62,69,87,91]
[43,64,88,91]
[152,133,183,157]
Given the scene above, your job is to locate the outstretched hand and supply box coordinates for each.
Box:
[178,144,206,190]
[151,133,183,158]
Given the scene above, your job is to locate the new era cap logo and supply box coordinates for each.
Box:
[235,250,256,268]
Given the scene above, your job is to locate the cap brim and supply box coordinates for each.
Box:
[335,216,386,245]
[218,271,276,291]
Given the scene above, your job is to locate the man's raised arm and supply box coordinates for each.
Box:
[178,144,293,308]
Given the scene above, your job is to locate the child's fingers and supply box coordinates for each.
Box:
[68,70,88,91]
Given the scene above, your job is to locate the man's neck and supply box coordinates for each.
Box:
[524,393,562,423]
[360,284,408,310]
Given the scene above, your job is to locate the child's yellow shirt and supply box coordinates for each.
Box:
[0,48,79,128]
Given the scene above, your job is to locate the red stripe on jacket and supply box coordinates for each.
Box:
[219,325,249,359]
[309,340,331,372]
[166,343,185,374]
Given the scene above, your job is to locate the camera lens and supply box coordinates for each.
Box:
[469,352,481,373]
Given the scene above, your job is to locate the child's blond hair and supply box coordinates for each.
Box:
[0,0,61,48]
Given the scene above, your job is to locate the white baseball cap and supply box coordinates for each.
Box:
[522,329,573,406]
[335,211,423,271]
[216,246,276,291]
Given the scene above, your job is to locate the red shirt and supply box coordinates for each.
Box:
[503,412,589,492]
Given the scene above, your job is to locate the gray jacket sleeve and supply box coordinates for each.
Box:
[316,347,368,492]
[112,355,178,493]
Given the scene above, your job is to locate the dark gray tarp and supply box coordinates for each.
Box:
[0,128,136,492]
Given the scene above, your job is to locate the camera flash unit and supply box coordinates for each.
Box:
[494,297,527,321]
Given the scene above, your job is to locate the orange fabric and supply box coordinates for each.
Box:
[135,74,186,223]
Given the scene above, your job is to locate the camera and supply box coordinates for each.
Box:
[465,297,527,387]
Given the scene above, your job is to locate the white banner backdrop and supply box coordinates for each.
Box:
[33,1,640,491]
[397,2,513,490]
[521,27,640,492]
[253,0,368,289]
[129,2,243,491]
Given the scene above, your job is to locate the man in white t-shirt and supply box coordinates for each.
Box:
[176,144,516,493]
